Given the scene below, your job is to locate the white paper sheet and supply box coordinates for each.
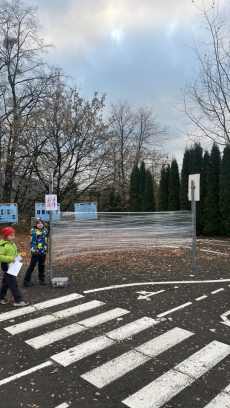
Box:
[15,255,22,262]
[7,260,23,276]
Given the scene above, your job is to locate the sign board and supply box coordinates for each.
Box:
[35,203,60,221]
[0,203,18,223]
[188,174,200,201]
[74,203,97,220]
[45,195,57,211]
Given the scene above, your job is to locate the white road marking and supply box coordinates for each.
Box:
[82,350,150,388]
[0,293,83,323]
[211,288,224,294]
[136,327,193,356]
[157,302,192,318]
[106,317,158,341]
[136,290,165,300]
[220,310,230,327]
[122,340,230,408]
[5,300,105,335]
[51,336,115,366]
[195,295,207,301]
[55,404,69,408]
[81,327,193,388]
[123,369,193,408]
[51,317,158,367]
[26,308,130,349]
[83,279,230,293]
[204,384,230,407]
[0,361,52,387]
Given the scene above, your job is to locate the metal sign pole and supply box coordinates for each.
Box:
[191,180,196,270]
[49,174,53,282]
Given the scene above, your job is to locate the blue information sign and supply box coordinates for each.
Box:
[74,203,97,220]
[35,203,60,221]
[0,204,18,223]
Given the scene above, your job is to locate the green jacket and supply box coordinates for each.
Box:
[0,239,21,272]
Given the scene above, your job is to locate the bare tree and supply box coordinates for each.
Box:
[108,99,168,202]
[179,1,230,146]
[0,0,60,202]
[20,82,112,211]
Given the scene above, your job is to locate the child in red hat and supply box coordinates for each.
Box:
[0,226,29,306]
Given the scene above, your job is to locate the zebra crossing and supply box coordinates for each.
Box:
[1,291,230,407]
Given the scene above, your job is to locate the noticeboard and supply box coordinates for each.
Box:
[74,203,97,220]
[0,203,18,223]
[45,194,57,211]
[35,203,60,221]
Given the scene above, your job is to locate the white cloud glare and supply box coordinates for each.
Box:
[31,0,229,164]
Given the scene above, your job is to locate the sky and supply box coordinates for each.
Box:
[30,0,228,167]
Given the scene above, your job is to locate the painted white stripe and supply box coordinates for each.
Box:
[26,308,129,349]
[107,317,158,341]
[204,384,230,407]
[55,404,69,408]
[26,322,85,349]
[211,288,224,294]
[6,314,57,335]
[157,302,192,318]
[123,369,193,408]
[175,340,230,377]
[0,293,83,323]
[0,306,37,322]
[79,308,129,328]
[0,361,52,387]
[195,295,207,301]
[51,336,115,366]
[83,279,230,293]
[5,300,104,335]
[51,317,158,367]
[81,350,150,388]
[81,327,193,388]
[33,293,84,310]
[136,327,194,356]
[122,341,230,408]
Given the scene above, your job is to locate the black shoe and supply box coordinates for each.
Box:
[23,281,34,287]
[39,280,46,285]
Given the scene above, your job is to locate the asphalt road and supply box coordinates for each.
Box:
[0,239,230,408]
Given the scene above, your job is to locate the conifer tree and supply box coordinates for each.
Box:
[158,164,170,211]
[180,148,191,211]
[139,161,146,211]
[129,164,140,211]
[142,169,156,211]
[219,145,230,236]
[168,159,180,211]
[204,144,221,236]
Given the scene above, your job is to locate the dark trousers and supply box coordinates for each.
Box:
[24,254,46,282]
[0,273,22,302]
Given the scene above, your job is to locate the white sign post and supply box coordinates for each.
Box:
[46,175,55,283]
[188,174,200,271]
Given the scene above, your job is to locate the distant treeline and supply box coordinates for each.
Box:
[128,143,230,237]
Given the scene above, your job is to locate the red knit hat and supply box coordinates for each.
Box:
[1,226,16,239]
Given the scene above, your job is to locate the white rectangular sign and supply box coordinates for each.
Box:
[188,174,200,201]
[45,195,57,211]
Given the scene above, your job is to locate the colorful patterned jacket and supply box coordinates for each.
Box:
[0,239,21,272]
[30,227,49,255]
